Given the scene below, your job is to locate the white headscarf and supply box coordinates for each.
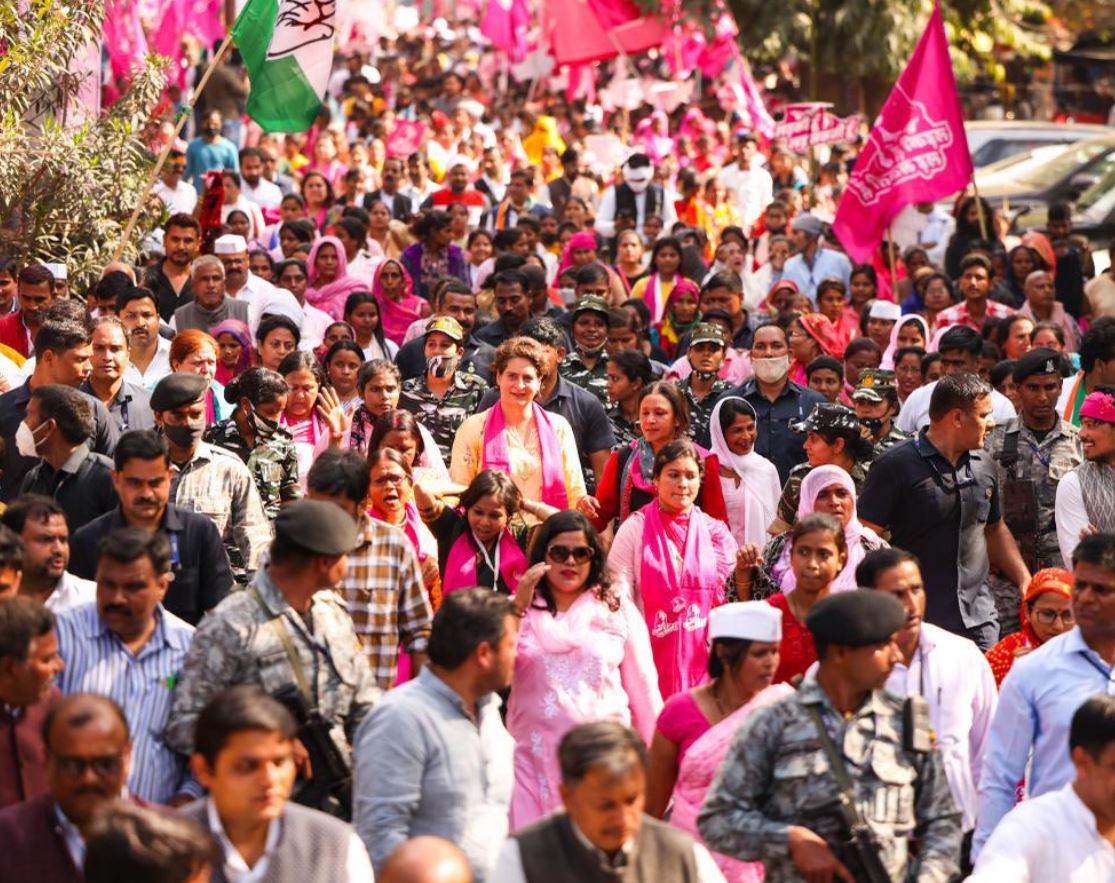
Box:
[709,396,781,547]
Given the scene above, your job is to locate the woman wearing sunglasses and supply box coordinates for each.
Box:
[506,510,662,829]
[985,567,1074,686]
[608,439,740,700]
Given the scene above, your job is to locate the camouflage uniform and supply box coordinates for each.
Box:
[677,375,732,444]
[558,350,609,404]
[606,402,641,450]
[398,370,488,463]
[165,565,381,758]
[698,673,962,883]
[205,418,302,520]
[776,460,869,528]
[871,425,911,461]
[985,416,1082,633]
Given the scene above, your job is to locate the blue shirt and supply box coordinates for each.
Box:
[184,137,239,191]
[55,602,195,803]
[781,247,853,301]
[974,627,1114,856]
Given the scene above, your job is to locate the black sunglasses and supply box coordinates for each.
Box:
[546,544,594,564]
[53,755,124,778]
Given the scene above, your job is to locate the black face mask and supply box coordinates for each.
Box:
[540,232,559,247]
[860,416,884,436]
[162,421,205,449]
[203,126,221,137]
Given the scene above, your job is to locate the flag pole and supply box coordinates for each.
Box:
[971,176,989,241]
[111,33,236,263]
[887,225,898,292]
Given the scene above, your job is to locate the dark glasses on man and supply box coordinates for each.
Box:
[546,545,593,564]
[53,755,124,778]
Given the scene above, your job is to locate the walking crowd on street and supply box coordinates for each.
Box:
[6,4,1115,881]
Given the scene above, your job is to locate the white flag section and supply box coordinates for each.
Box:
[232,0,336,133]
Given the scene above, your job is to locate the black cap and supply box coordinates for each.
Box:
[150,372,210,411]
[790,402,861,436]
[1013,347,1070,384]
[273,500,359,557]
[806,590,907,647]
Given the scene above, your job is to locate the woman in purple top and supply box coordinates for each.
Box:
[400,210,469,301]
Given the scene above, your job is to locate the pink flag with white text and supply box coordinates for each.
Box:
[103,0,149,79]
[481,0,531,61]
[832,2,972,263]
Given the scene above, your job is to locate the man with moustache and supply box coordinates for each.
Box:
[0,263,55,359]
[55,529,195,805]
[1,496,95,613]
[118,288,173,387]
[142,214,199,322]
[856,548,997,868]
[1057,387,1115,563]
[81,316,155,433]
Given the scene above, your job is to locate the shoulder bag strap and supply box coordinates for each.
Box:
[802,703,868,827]
[251,587,311,703]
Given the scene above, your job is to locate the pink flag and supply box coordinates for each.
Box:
[102,0,149,79]
[481,0,530,61]
[385,120,427,159]
[832,2,972,263]
[545,0,663,66]
[731,47,775,139]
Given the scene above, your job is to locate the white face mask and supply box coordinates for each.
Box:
[752,355,790,385]
[15,421,42,459]
[624,173,651,194]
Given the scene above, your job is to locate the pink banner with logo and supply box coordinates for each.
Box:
[386,119,427,159]
[774,103,861,154]
[833,2,973,263]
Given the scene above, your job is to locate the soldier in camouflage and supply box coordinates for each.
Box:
[985,349,1082,632]
[165,499,381,765]
[204,368,301,521]
[699,591,962,882]
[398,316,488,463]
[558,295,610,404]
[852,368,910,462]
[675,322,732,448]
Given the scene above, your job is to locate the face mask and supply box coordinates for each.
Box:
[541,232,559,247]
[249,408,279,440]
[428,354,459,378]
[624,174,651,194]
[204,126,221,137]
[752,355,790,385]
[162,421,205,449]
[15,421,43,458]
[692,368,719,382]
[860,416,884,436]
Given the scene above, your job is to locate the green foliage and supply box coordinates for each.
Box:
[0,0,167,283]
[637,0,1053,84]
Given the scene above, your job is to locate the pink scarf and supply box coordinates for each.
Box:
[482,403,569,509]
[305,236,369,320]
[670,683,794,882]
[642,273,675,324]
[370,502,437,564]
[443,516,528,594]
[372,259,426,346]
[638,502,727,699]
[556,231,597,275]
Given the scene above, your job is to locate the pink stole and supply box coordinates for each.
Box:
[443,520,528,594]
[638,503,725,699]
[482,403,569,509]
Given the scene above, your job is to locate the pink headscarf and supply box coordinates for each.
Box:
[881,314,930,369]
[372,259,426,346]
[773,465,882,593]
[305,236,369,321]
[556,231,598,276]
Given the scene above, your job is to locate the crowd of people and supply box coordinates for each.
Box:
[3,13,1115,883]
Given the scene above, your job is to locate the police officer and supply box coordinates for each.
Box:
[165,499,381,801]
[558,295,611,404]
[676,321,733,448]
[851,368,909,460]
[985,347,1082,630]
[398,316,488,463]
[699,590,962,882]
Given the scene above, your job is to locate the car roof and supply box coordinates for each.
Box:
[964,121,1111,133]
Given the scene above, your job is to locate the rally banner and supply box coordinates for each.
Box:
[832,1,972,263]
[774,103,861,154]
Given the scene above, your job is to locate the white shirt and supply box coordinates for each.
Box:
[594,184,678,239]
[241,177,283,210]
[967,782,1115,882]
[154,179,198,215]
[43,572,97,614]
[491,819,727,883]
[54,802,85,870]
[720,161,774,234]
[1055,469,1095,566]
[884,623,997,831]
[124,335,173,388]
[230,274,302,335]
[205,799,375,883]
[896,380,1016,433]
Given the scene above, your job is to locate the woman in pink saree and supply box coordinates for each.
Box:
[660,602,793,878]
[304,236,369,321]
[507,510,662,830]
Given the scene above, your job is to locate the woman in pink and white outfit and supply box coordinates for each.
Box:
[507,510,662,830]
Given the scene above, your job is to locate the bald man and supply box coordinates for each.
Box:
[0,693,132,882]
[381,837,474,883]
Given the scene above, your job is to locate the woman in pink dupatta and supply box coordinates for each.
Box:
[507,510,662,830]
[881,314,930,370]
[305,236,369,321]
[607,438,739,700]
[659,603,793,882]
[373,259,430,347]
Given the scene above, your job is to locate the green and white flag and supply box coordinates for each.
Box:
[231,0,336,133]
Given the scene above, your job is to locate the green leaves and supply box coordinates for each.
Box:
[0,0,166,282]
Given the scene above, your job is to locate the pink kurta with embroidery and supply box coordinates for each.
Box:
[506,590,663,830]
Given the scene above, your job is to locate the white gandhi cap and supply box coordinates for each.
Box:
[708,602,782,643]
[43,262,67,280]
[213,234,248,255]
[867,300,902,321]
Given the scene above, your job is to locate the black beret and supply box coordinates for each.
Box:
[150,372,210,411]
[1013,347,1070,384]
[273,499,358,557]
[806,590,906,647]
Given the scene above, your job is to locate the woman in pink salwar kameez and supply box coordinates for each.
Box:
[506,510,663,831]
[607,439,740,700]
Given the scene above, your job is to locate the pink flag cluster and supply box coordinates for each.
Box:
[833,2,973,263]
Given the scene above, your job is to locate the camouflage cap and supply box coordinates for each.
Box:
[424,315,465,343]
[689,322,729,348]
[852,368,898,403]
[571,295,610,319]
[790,401,861,435]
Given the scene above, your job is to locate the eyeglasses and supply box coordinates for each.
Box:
[546,545,594,565]
[1031,608,1074,626]
[166,163,186,172]
[53,754,124,778]
[371,474,409,488]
